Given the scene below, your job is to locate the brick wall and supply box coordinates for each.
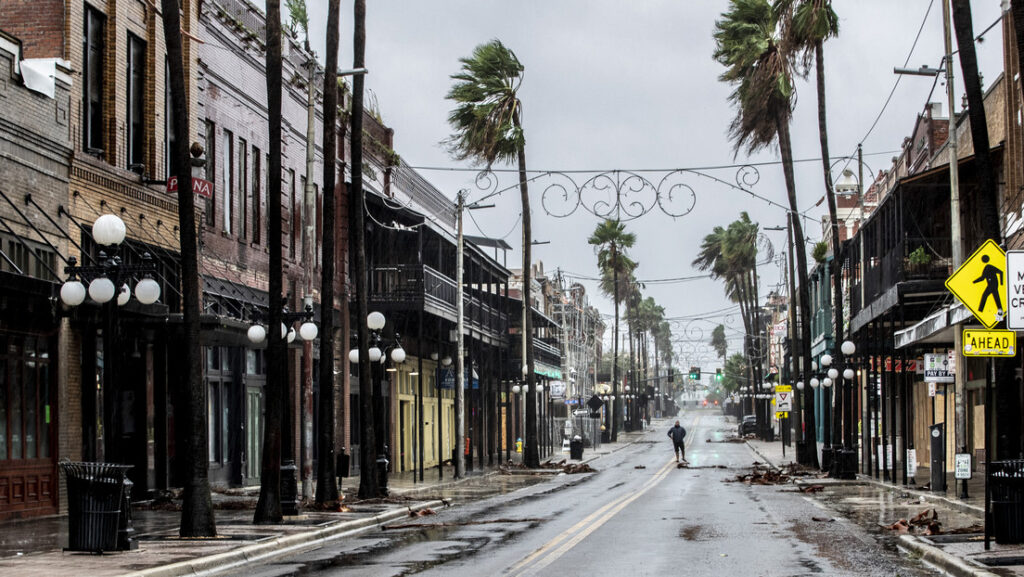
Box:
[0,0,65,58]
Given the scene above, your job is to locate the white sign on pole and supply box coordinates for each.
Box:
[1007,250,1024,329]
[923,353,954,383]
[774,391,792,411]
[928,382,936,397]
[955,453,972,479]
[907,449,917,478]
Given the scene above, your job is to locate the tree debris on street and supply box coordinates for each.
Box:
[882,508,941,535]
[724,463,791,485]
[408,507,436,517]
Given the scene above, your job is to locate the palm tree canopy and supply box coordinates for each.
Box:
[776,0,839,68]
[711,324,728,359]
[445,39,524,167]
[713,0,795,154]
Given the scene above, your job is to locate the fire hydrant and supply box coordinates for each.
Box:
[515,438,523,453]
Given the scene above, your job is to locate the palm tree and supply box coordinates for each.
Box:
[714,0,817,466]
[161,0,215,537]
[255,0,286,523]
[315,0,342,505]
[445,40,539,468]
[778,0,845,448]
[711,325,728,361]
[589,219,636,441]
[350,0,380,499]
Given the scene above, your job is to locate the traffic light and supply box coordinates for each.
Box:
[668,368,675,383]
[689,366,700,380]
[715,368,723,382]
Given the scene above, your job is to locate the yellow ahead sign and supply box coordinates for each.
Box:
[962,329,1016,357]
[945,239,1006,329]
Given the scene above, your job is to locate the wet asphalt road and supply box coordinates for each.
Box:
[228,410,941,577]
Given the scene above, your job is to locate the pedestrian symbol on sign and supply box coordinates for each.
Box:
[973,255,1004,319]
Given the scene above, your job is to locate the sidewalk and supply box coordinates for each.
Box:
[745,436,1024,577]
[0,429,650,577]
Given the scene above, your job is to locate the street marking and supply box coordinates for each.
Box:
[505,415,701,577]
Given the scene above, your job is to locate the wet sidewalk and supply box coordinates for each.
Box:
[743,433,1024,577]
[0,428,651,577]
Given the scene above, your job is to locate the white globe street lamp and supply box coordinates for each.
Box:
[134,277,161,305]
[827,368,839,380]
[368,346,382,362]
[810,378,820,389]
[60,279,87,306]
[88,277,116,304]
[844,368,855,380]
[512,385,521,394]
[841,340,856,356]
[822,377,833,388]
[821,354,833,367]
[390,346,406,364]
[796,381,805,390]
[367,311,386,331]
[117,284,130,306]
[247,324,267,345]
[299,321,318,341]
[92,214,127,247]
[348,348,360,363]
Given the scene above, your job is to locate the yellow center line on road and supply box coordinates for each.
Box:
[505,414,702,577]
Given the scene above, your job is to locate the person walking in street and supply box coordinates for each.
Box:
[668,420,687,462]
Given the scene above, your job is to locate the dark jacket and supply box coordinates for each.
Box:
[668,425,686,444]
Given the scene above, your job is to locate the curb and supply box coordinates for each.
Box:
[897,535,1000,577]
[118,500,444,577]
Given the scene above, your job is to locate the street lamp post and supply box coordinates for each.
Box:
[347,311,404,496]
[61,214,161,462]
[247,295,318,515]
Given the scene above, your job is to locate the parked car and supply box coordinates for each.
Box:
[738,415,757,436]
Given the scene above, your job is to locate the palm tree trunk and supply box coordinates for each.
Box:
[777,113,818,468]
[951,1,1000,239]
[255,0,285,523]
[315,0,341,504]
[815,38,846,416]
[351,0,379,498]
[513,110,539,468]
[161,0,215,537]
[611,246,620,442]
[814,40,846,453]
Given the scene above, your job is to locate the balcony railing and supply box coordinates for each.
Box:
[369,264,507,339]
[848,237,950,318]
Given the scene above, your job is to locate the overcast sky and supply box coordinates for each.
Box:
[259,0,1007,370]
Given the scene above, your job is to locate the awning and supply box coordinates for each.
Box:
[894,303,974,348]
[533,361,562,380]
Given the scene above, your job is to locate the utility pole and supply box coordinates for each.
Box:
[301,54,317,501]
[942,0,967,501]
[455,191,466,479]
[454,190,493,478]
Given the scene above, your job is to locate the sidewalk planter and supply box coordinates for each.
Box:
[991,460,1024,544]
[60,461,132,553]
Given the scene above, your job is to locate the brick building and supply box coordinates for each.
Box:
[195,0,350,493]
[0,30,73,520]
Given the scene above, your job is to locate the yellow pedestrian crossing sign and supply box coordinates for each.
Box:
[945,239,1006,329]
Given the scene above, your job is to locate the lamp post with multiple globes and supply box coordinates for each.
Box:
[60,214,161,465]
[346,311,403,495]
[246,295,318,514]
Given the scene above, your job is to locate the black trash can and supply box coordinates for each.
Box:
[837,449,858,480]
[821,447,835,474]
[61,462,132,553]
[570,437,584,460]
[991,460,1024,544]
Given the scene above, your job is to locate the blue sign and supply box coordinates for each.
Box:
[436,367,479,389]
